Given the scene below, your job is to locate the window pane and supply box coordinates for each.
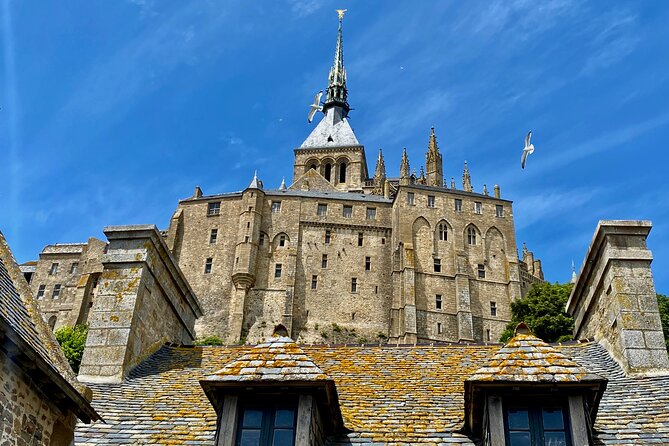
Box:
[544,432,567,446]
[242,409,263,428]
[240,429,261,446]
[542,408,565,430]
[507,409,529,430]
[275,409,294,427]
[509,431,531,446]
[272,429,294,446]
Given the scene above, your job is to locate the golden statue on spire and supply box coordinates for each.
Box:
[336,9,347,20]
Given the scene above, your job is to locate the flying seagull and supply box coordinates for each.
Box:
[521,130,535,169]
[308,90,323,123]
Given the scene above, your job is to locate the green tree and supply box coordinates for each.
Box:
[657,293,669,352]
[500,282,574,343]
[55,324,88,373]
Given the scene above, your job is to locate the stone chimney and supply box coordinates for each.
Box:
[567,220,669,376]
[78,225,202,383]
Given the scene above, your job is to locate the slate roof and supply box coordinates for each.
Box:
[299,106,360,149]
[74,340,669,445]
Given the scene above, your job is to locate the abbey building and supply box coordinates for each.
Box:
[23,13,543,345]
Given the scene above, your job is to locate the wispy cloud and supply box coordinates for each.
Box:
[514,188,600,231]
[288,0,321,18]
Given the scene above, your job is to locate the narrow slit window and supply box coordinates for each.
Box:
[365,256,371,271]
[358,232,363,246]
[435,294,442,310]
[204,258,213,274]
[325,230,331,244]
[311,275,318,290]
[52,284,61,299]
[490,301,497,317]
[210,228,218,244]
[351,278,357,293]
[322,254,328,268]
[434,258,442,273]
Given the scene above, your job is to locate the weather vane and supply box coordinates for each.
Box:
[336,9,347,20]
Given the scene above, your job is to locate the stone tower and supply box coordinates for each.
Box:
[425,127,443,187]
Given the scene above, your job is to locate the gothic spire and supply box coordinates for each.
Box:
[323,10,349,115]
[571,260,577,284]
[425,127,443,187]
[399,148,410,186]
[373,149,387,195]
[462,161,472,192]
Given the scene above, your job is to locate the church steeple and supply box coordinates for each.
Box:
[399,148,411,186]
[323,9,349,115]
[425,127,443,187]
[373,149,386,195]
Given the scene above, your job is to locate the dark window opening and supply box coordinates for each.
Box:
[322,254,328,268]
[325,230,331,244]
[351,278,357,293]
[339,163,347,183]
[279,235,286,247]
[324,163,332,181]
[274,264,282,279]
[434,258,442,273]
[204,258,213,274]
[478,264,486,278]
[210,229,218,244]
[490,301,497,317]
[358,232,364,246]
[436,294,442,310]
[311,275,318,290]
[504,400,571,446]
[365,256,371,271]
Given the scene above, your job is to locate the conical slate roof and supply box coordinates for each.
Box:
[300,106,360,149]
[467,324,603,383]
[204,335,329,383]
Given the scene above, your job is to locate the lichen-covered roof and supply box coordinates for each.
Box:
[468,331,604,383]
[203,335,329,382]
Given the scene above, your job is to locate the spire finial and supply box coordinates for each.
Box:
[324,10,349,115]
[462,161,472,192]
[399,148,411,186]
[373,148,386,195]
[279,177,287,190]
[571,259,577,284]
[248,170,262,189]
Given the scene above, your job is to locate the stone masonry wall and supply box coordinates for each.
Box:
[0,350,76,446]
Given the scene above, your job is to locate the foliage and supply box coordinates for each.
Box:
[55,324,88,373]
[657,294,669,352]
[499,282,574,343]
[194,335,224,346]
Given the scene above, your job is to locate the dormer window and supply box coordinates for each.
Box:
[236,399,297,446]
[504,400,571,446]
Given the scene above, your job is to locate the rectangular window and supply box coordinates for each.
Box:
[244,236,249,243]
[311,275,318,290]
[204,258,213,274]
[37,285,46,299]
[271,201,282,213]
[70,262,79,274]
[478,264,486,278]
[322,254,328,268]
[52,284,61,299]
[236,401,297,446]
[504,401,571,446]
[279,235,286,247]
[210,229,218,244]
[427,195,435,208]
[343,205,353,218]
[454,199,462,212]
[207,201,221,216]
[317,203,327,217]
[407,192,415,205]
[474,201,482,214]
[49,263,59,275]
[365,256,371,271]
[259,233,265,246]
[351,278,357,293]
[436,294,442,310]
[433,258,441,273]
[366,207,376,220]
[437,322,442,334]
[358,232,363,246]
[490,301,497,317]
[496,204,504,217]
[438,223,448,241]
[274,264,282,278]
[325,230,331,244]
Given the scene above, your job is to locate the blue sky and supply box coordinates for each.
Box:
[1,1,668,293]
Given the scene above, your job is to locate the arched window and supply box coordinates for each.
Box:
[438,223,448,241]
[48,315,57,331]
[324,163,332,181]
[467,227,477,245]
[339,163,347,183]
[310,163,317,171]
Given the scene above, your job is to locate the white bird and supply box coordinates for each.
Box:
[308,91,323,123]
[521,130,534,169]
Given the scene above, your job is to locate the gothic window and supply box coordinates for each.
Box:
[70,262,79,274]
[504,401,571,446]
[366,207,376,220]
[478,264,486,278]
[37,285,46,299]
[427,195,436,208]
[490,302,497,317]
[322,254,328,268]
[455,199,462,212]
[433,258,442,273]
[52,284,61,299]
[351,278,357,293]
[339,163,347,183]
[317,203,327,217]
[435,294,442,310]
[204,258,213,274]
[324,163,332,182]
[236,401,297,446]
[274,264,282,279]
[207,202,221,216]
[309,163,317,171]
[210,229,218,244]
[343,205,352,218]
[496,204,504,217]
[467,227,477,245]
[279,235,286,247]
[49,263,59,275]
[271,201,282,213]
[474,201,482,214]
[438,223,448,241]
